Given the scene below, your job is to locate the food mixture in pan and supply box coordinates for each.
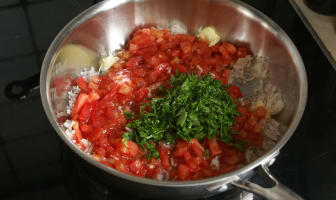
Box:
[56,27,284,181]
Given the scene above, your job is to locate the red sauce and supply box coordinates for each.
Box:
[63,27,266,181]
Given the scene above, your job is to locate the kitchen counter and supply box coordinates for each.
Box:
[290,0,336,69]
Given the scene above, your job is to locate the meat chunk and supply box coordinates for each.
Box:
[229,56,284,115]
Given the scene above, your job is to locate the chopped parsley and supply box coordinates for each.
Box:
[204,149,210,158]
[123,73,239,158]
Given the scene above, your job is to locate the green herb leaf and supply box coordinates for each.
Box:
[123,111,135,120]
[205,149,209,158]
[123,73,239,159]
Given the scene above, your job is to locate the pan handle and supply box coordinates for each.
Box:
[231,164,304,200]
[4,73,40,100]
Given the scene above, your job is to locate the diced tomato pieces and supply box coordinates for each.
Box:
[116,140,140,158]
[174,141,189,157]
[76,77,89,93]
[114,160,129,174]
[177,164,189,181]
[221,42,237,55]
[118,83,133,95]
[187,157,201,172]
[129,159,143,174]
[79,123,93,136]
[183,151,192,162]
[126,56,143,67]
[158,146,171,170]
[89,90,100,101]
[237,47,248,58]
[254,107,268,119]
[221,69,230,85]
[190,138,205,157]
[78,103,93,123]
[134,87,149,103]
[228,85,243,99]
[223,155,239,165]
[208,139,222,157]
[173,64,188,74]
[71,93,89,120]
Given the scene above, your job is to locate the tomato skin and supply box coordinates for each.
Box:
[79,123,93,136]
[221,69,230,85]
[114,160,129,174]
[173,64,188,74]
[71,93,89,120]
[159,146,171,170]
[116,140,141,158]
[190,139,205,158]
[221,42,237,55]
[78,103,93,123]
[177,164,190,181]
[76,77,90,93]
[187,157,201,173]
[129,159,143,174]
[228,85,243,99]
[208,139,222,157]
[134,87,149,103]
[254,107,267,119]
[174,141,189,157]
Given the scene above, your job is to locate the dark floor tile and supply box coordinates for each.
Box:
[39,51,46,68]
[17,162,63,186]
[27,0,94,51]
[0,0,20,6]
[0,174,20,195]
[0,55,39,103]
[0,148,11,174]
[0,7,33,59]
[6,132,60,170]
[35,184,72,200]
[0,98,53,141]
[3,192,37,200]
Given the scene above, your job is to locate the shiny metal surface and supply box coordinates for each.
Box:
[40,0,307,199]
[232,165,304,200]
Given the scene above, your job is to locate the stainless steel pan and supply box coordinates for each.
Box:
[39,0,308,199]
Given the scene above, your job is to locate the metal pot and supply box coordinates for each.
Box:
[37,0,308,199]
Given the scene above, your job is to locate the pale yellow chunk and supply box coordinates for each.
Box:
[197,26,221,47]
[99,55,119,72]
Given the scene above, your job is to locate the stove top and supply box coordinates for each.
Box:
[1,0,336,200]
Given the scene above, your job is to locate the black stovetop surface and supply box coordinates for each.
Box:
[0,0,335,199]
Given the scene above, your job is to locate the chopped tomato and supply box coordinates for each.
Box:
[190,138,205,157]
[78,103,93,123]
[237,47,248,58]
[174,141,189,157]
[158,145,171,170]
[79,123,93,136]
[221,69,230,85]
[173,64,188,74]
[76,77,89,93]
[177,164,189,181]
[254,107,267,119]
[208,139,222,157]
[221,42,237,55]
[228,85,243,99]
[71,93,89,120]
[115,140,140,158]
[134,87,149,103]
[129,159,143,174]
[118,83,133,95]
